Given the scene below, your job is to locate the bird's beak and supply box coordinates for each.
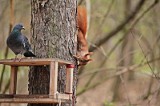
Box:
[22,27,25,30]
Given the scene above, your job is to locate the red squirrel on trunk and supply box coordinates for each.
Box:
[74,6,92,66]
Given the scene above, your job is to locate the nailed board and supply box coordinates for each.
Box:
[0,94,71,103]
[0,98,70,103]
[0,58,73,66]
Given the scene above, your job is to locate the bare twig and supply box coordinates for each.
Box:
[0,0,9,21]
[129,0,159,30]
[82,2,157,92]
[120,75,131,105]
[92,0,115,41]
[2,80,10,94]
[81,36,125,88]
[131,31,159,80]
[0,0,14,91]
[78,0,84,5]
[89,0,146,52]
[79,57,160,79]
[77,57,160,95]
[82,49,136,90]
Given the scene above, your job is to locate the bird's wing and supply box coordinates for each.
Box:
[21,35,36,57]
[21,35,32,51]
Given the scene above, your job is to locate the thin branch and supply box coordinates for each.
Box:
[0,0,14,91]
[80,36,124,87]
[80,57,160,79]
[88,42,107,57]
[77,57,160,96]
[78,0,84,5]
[128,0,159,34]
[131,30,158,79]
[2,80,10,94]
[82,0,160,88]
[82,49,136,89]
[89,0,146,52]
[92,0,115,40]
[107,37,124,58]
[0,0,9,21]
[79,35,124,76]
[120,75,131,105]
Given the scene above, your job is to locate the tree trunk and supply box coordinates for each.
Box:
[28,0,77,106]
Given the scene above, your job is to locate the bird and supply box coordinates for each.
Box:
[7,24,36,60]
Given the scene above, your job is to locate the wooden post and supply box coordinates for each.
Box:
[9,66,18,94]
[49,61,58,98]
[65,64,74,94]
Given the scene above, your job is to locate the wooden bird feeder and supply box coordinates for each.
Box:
[0,58,74,104]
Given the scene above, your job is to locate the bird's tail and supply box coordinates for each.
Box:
[24,51,36,57]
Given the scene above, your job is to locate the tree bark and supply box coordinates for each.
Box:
[28,0,77,106]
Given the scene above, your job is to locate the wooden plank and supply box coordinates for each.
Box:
[14,94,49,98]
[0,94,48,98]
[0,58,73,66]
[9,66,18,94]
[58,93,71,100]
[0,94,13,98]
[49,61,58,98]
[0,94,69,99]
[15,94,71,100]
[65,65,74,94]
[0,94,71,103]
[0,98,71,103]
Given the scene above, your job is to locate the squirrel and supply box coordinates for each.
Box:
[74,6,92,66]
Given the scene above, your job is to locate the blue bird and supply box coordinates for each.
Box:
[7,24,36,60]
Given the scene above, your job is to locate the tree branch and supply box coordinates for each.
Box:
[0,0,14,91]
[77,57,160,96]
[89,0,146,52]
